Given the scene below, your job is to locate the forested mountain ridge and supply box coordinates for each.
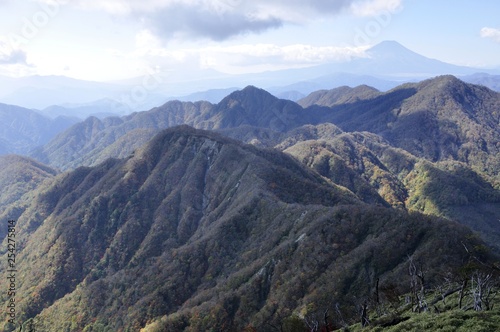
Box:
[0,155,58,239]
[31,86,305,171]
[305,76,500,185]
[26,75,500,252]
[1,126,495,331]
[297,85,381,108]
[281,130,500,253]
[0,103,77,155]
[32,76,500,187]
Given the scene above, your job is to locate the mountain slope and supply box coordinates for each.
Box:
[201,85,303,131]
[32,87,304,170]
[0,103,78,155]
[0,126,489,331]
[37,76,500,182]
[353,41,480,77]
[4,126,357,327]
[283,133,407,208]
[26,77,500,253]
[281,129,500,252]
[31,99,215,170]
[0,155,57,239]
[297,85,381,108]
[0,155,57,207]
[307,76,500,185]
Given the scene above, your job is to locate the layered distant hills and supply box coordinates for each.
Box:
[32,76,500,180]
[0,75,499,331]
[1,41,499,113]
[0,103,77,155]
[27,75,500,249]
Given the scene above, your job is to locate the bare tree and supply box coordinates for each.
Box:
[408,256,427,312]
[323,309,332,331]
[360,301,370,327]
[304,308,331,332]
[458,278,468,309]
[471,271,494,311]
[334,303,348,330]
[460,241,499,311]
[374,278,380,305]
[304,316,319,332]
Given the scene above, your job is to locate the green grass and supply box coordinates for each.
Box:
[347,288,500,332]
[370,309,500,332]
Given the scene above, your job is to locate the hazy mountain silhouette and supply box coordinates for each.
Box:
[462,72,500,91]
[297,85,381,108]
[334,41,484,78]
[1,41,497,112]
[31,86,304,170]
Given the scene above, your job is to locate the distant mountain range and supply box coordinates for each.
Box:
[41,98,129,119]
[27,75,500,251]
[33,76,500,183]
[1,41,499,115]
[462,72,500,91]
[0,103,78,155]
[332,40,484,78]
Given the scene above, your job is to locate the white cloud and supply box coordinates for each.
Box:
[135,29,162,50]
[350,0,402,16]
[37,0,404,41]
[206,44,367,65]
[0,36,30,65]
[0,37,36,77]
[118,40,368,74]
[480,27,500,43]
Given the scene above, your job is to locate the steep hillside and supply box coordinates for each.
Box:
[32,87,304,170]
[27,77,500,254]
[297,85,380,108]
[31,100,212,170]
[0,155,57,238]
[283,134,407,208]
[307,76,500,185]
[0,155,56,206]
[35,76,499,185]
[0,103,77,155]
[281,130,500,253]
[0,126,490,332]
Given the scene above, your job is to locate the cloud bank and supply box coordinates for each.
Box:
[126,30,368,73]
[0,37,35,77]
[0,38,29,65]
[45,0,402,41]
[481,27,500,43]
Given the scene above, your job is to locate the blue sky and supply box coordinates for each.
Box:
[0,0,499,81]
